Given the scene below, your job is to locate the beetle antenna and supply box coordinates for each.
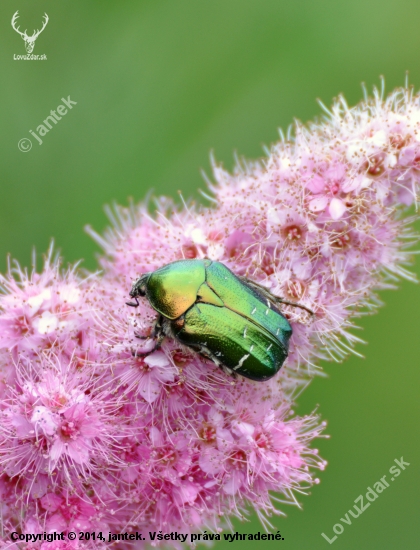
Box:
[126,297,140,307]
[277,298,314,315]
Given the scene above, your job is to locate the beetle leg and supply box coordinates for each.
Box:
[133,315,166,354]
[153,331,165,349]
[221,365,236,378]
[276,296,315,315]
[153,314,166,339]
[275,297,314,316]
[150,315,166,349]
[240,276,314,316]
[239,276,281,305]
[196,344,237,379]
[132,347,147,357]
[132,336,164,357]
[133,314,165,340]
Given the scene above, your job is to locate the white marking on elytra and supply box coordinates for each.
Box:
[243,326,247,339]
[276,328,280,335]
[266,299,271,308]
[266,343,272,351]
[233,353,250,370]
[249,345,254,352]
[265,309,269,315]
[251,307,257,315]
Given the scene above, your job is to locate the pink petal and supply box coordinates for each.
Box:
[199,447,223,475]
[150,427,164,447]
[31,406,57,436]
[306,174,325,193]
[174,452,192,475]
[137,371,162,403]
[173,481,199,505]
[67,441,90,464]
[50,439,65,462]
[30,474,49,499]
[398,145,415,165]
[216,427,235,450]
[309,195,329,212]
[40,493,63,511]
[133,338,157,355]
[144,350,169,368]
[342,177,359,193]
[223,471,244,495]
[10,414,33,437]
[232,421,255,437]
[329,198,347,220]
[325,163,346,181]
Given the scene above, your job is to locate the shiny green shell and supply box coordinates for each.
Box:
[132,259,292,381]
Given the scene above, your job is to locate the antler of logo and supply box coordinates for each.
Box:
[11,11,49,54]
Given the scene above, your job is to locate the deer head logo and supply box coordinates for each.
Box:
[11,11,49,54]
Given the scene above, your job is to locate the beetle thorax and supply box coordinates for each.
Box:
[144,260,206,319]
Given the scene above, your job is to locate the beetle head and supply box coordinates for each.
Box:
[126,273,150,307]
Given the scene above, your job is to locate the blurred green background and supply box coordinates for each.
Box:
[1,0,419,548]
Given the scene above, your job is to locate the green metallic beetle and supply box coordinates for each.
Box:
[126,259,313,381]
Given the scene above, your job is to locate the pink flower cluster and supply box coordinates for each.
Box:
[1,86,419,548]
